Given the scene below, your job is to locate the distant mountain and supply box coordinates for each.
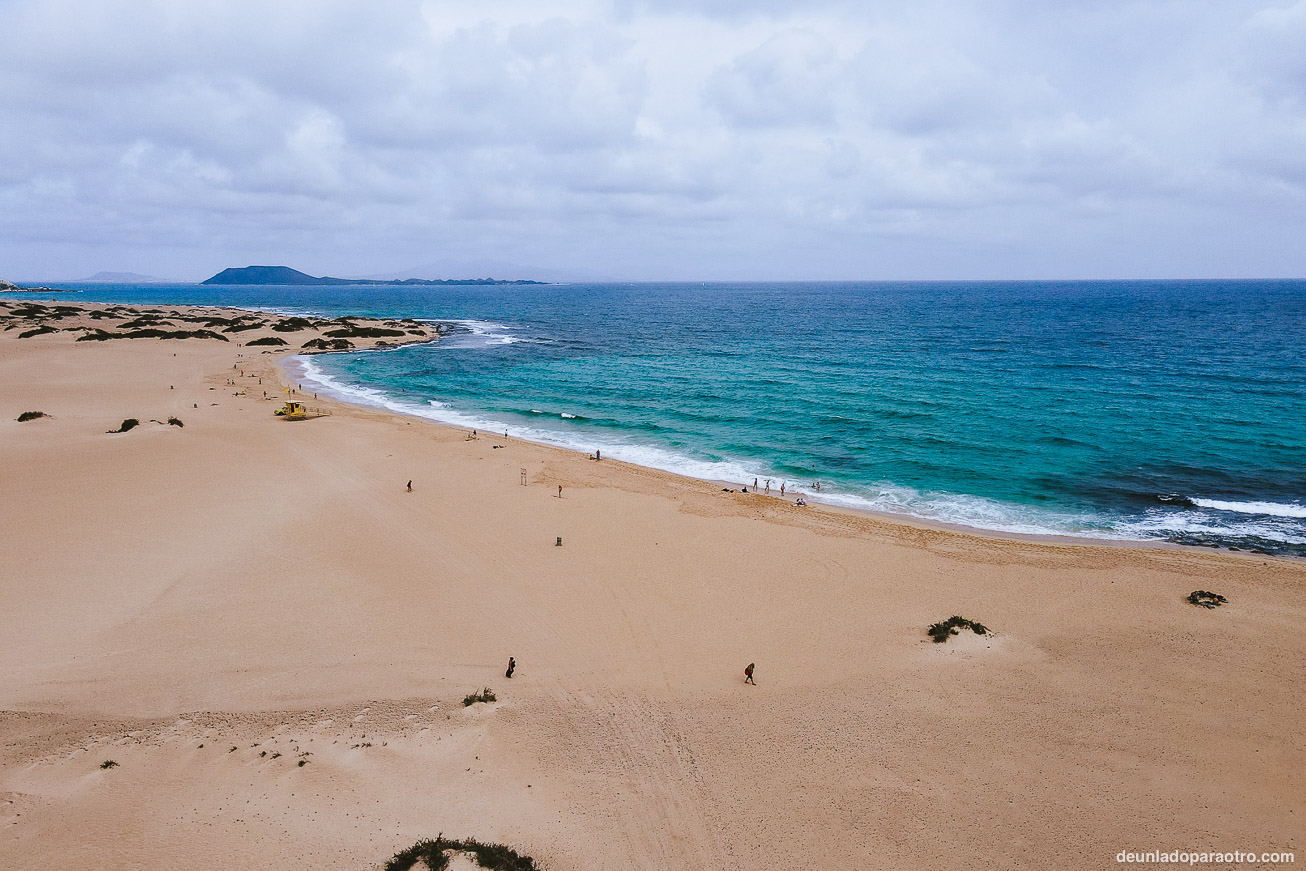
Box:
[201,265,545,286]
[363,258,610,284]
[203,266,322,285]
[77,271,168,283]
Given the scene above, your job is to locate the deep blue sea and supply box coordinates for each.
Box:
[20,280,1306,556]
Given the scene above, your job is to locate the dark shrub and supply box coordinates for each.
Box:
[386,835,537,871]
[302,337,354,351]
[463,688,497,706]
[1187,590,1227,609]
[927,615,990,643]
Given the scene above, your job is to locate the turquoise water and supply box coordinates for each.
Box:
[24,280,1306,555]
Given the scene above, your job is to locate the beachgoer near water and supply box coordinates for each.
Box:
[753,478,758,489]
[596,449,601,461]
[506,656,516,678]
[745,663,756,685]
[765,479,771,494]
[780,483,786,497]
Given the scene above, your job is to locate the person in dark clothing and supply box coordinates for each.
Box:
[506,656,516,678]
[744,662,756,685]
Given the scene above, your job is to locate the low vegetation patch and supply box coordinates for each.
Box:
[167,417,184,427]
[385,835,538,871]
[125,328,230,341]
[463,687,497,706]
[17,411,49,422]
[223,321,264,333]
[1187,590,1227,609]
[323,326,405,338]
[272,317,316,332]
[302,337,355,351]
[108,418,140,433]
[18,325,59,338]
[100,760,118,769]
[247,335,288,346]
[927,615,990,643]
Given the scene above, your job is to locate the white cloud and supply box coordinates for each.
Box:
[0,0,1302,279]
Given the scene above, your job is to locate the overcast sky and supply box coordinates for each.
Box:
[2,0,1304,281]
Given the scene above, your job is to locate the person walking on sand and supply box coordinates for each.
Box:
[558,485,563,498]
[744,663,756,685]
[780,482,786,497]
[505,656,516,678]
[406,480,412,492]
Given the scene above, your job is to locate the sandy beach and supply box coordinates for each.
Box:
[1,300,1302,869]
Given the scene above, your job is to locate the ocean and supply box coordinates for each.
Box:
[19,279,1306,557]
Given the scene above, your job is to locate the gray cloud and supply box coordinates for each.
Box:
[0,0,1303,280]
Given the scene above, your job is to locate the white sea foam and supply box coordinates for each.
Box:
[1120,511,1306,545]
[811,486,1126,540]
[1190,498,1306,519]
[439,319,518,347]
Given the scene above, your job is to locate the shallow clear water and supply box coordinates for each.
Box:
[27,279,1306,556]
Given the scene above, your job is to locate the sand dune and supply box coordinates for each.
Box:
[1,302,1302,869]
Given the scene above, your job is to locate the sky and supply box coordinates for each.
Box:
[2,0,1304,282]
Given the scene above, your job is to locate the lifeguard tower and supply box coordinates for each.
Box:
[274,400,328,420]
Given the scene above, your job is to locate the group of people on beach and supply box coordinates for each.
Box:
[739,477,816,506]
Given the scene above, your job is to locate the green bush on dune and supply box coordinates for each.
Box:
[301,337,354,351]
[927,615,990,643]
[1187,590,1227,609]
[462,689,496,710]
[385,835,537,871]
[108,418,139,433]
[17,411,49,422]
